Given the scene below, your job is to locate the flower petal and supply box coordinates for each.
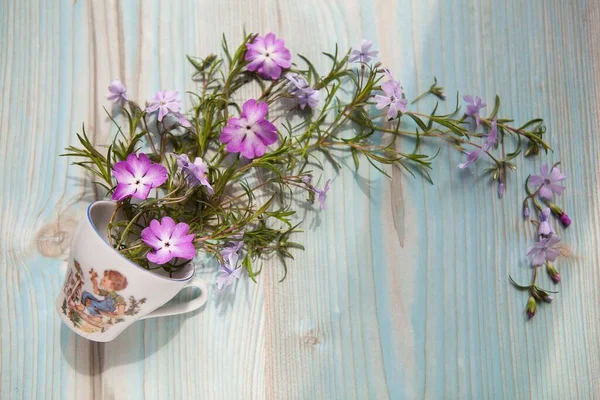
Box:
[531,251,546,266]
[220,122,243,144]
[146,102,160,113]
[147,248,174,265]
[254,120,278,145]
[348,50,361,63]
[538,185,553,199]
[171,241,196,260]
[382,81,398,96]
[112,183,137,201]
[240,134,266,159]
[374,95,391,109]
[112,161,135,183]
[131,184,152,200]
[141,226,163,250]
[271,48,292,69]
[242,99,268,125]
[149,218,171,241]
[396,98,408,113]
[224,133,246,154]
[160,216,176,234]
[259,58,282,80]
[547,235,561,246]
[549,167,566,182]
[528,174,544,186]
[245,56,265,72]
[545,248,560,262]
[158,105,168,121]
[458,149,480,169]
[169,222,191,242]
[126,153,151,178]
[263,33,276,48]
[143,163,168,188]
[360,39,373,53]
[386,105,399,120]
[548,184,565,196]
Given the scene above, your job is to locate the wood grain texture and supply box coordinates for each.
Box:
[1,0,599,399]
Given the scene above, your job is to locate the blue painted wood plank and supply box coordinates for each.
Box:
[1,0,599,399]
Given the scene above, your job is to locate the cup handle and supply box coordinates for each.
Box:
[141,276,208,319]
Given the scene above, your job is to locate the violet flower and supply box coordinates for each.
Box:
[527,234,561,266]
[245,33,292,80]
[112,153,168,201]
[375,79,407,120]
[106,79,128,104]
[463,95,486,126]
[176,154,214,194]
[349,40,378,63]
[216,242,245,291]
[285,73,319,109]
[220,99,278,159]
[458,119,497,169]
[457,149,481,169]
[222,240,244,257]
[313,179,331,210]
[538,207,554,238]
[146,90,183,122]
[484,119,498,149]
[529,164,566,200]
[141,217,196,265]
[560,213,572,227]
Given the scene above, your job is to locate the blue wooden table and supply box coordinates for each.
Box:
[1,0,598,398]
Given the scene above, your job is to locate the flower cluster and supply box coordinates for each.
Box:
[511,163,571,319]
[66,33,551,298]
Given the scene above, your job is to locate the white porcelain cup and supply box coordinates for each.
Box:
[55,200,208,342]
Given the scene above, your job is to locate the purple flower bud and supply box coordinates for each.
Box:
[302,175,312,184]
[544,295,554,303]
[560,213,571,227]
[523,205,530,218]
[498,182,505,198]
[547,263,561,284]
[526,296,537,319]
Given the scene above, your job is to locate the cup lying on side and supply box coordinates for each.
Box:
[55,200,208,342]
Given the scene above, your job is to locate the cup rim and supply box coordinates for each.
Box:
[87,200,194,282]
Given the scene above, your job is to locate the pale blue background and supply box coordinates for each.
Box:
[0,0,598,399]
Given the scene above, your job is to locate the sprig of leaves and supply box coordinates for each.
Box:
[65,34,548,277]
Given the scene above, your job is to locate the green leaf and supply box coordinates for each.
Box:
[243,255,257,283]
[489,95,501,119]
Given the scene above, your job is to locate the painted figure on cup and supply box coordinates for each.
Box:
[61,260,146,333]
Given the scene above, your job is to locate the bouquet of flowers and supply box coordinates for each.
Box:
[64,33,568,316]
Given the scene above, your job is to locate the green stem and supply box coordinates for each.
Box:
[410,90,431,104]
